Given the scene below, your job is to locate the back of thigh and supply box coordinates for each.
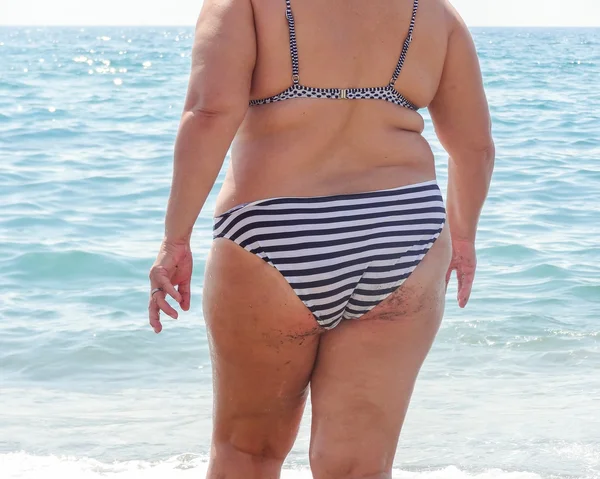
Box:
[203,239,321,460]
[309,227,451,478]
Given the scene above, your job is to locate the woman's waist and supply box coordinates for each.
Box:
[216,141,436,217]
[215,166,439,220]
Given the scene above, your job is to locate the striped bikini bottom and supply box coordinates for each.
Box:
[213,180,446,330]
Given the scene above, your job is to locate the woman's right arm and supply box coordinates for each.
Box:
[148,0,256,333]
[165,0,256,243]
[428,3,495,307]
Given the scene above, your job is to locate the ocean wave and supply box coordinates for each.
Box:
[0,453,547,479]
[6,250,139,281]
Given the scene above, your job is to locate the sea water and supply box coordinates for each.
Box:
[0,26,599,478]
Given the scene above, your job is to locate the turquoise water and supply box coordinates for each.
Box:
[1,26,600,478]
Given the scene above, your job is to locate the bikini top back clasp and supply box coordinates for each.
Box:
[250,0,420,110]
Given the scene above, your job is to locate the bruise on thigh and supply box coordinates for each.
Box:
[361,274,445,323]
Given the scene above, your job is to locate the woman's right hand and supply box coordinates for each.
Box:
[148,240,193,333]
[445,238,476,308]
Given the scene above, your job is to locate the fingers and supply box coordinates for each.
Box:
[150,265,183,304]
[148,291,179,334]
[178,279,191,311]
[148,299,163,334]
[154,291,179,319]
[148,243,192,331]
[447,240,477,308]
[446,262,475,308]
[159,277,183,305]
[457,268,475,308]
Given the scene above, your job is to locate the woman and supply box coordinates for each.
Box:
[148,0,494,476]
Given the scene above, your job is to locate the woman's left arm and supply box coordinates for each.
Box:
[149,0,256,333]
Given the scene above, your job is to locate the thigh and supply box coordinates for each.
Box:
[203,239,321,460]
[309,227,451,477]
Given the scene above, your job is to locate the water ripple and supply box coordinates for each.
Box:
[1,26,599,476]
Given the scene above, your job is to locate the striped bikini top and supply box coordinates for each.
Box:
[250,0,419,110]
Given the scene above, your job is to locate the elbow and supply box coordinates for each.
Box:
[183,86,249,127]
[453,139,495,164]
[448,140,495,178]
[471,134,495,165]
[482,140,495,175]
[184,104,246,126]
[177,104,247,141]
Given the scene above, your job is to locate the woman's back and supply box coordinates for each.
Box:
[187,0,486,213]
[250,0,448,114]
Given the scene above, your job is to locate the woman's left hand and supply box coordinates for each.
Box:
[148,240,193,333]
[445,238,476,308]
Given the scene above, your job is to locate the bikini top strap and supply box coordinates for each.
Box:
[285,0,301,84]
[389,0,419,86]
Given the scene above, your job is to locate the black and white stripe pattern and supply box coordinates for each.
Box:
[390,0,419,85]
[213,180,446,329]
[249,0,420,110]
[285,0,300,83]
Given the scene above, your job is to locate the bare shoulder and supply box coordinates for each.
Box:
[184,0,256,114]
[437,0,481,68]
[432,0,469,36]
[195,0,254,27]
[426,0,493,155]
[408,0,459,35]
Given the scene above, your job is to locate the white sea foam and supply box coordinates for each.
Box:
[1,453,544,479]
